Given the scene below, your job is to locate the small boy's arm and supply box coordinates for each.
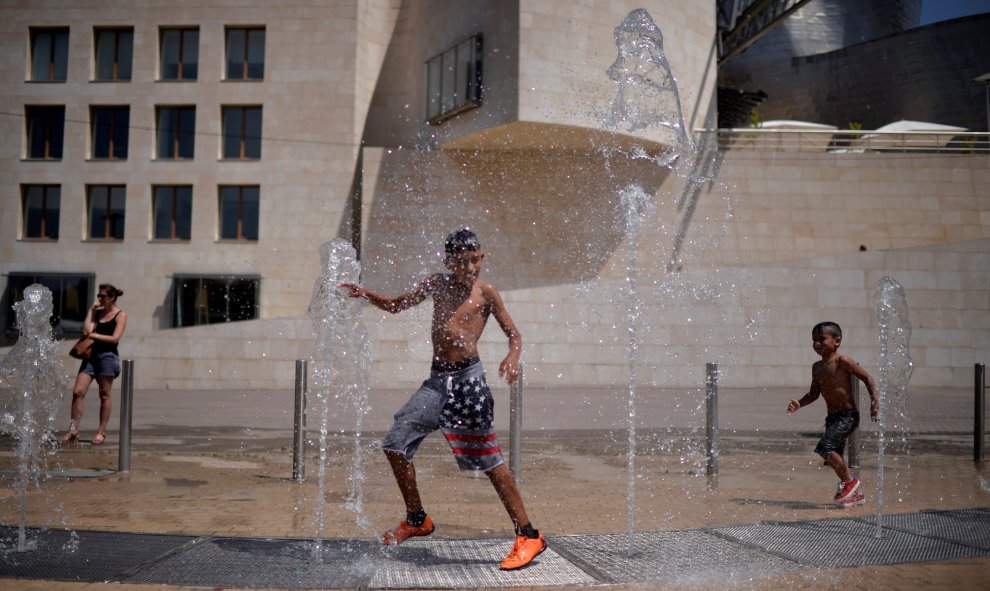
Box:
[847,358,880,421]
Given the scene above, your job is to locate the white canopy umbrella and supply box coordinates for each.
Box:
[853,120,968,149]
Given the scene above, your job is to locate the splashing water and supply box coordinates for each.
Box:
[0,285,70,552]
[873,276,913,538]
[604,9,734,555]
[307,240,372,560]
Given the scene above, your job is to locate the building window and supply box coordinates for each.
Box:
[21,185,60,240]
[426,34,482,124]
[94,27,133,81]
[221,106,262,159]
[153,185,192,240]
[25,105,65,159]
[225,27,265,80]
[29,28,69,82]
[156,106,196,159]
[171,275,259,328]
[91,106,129,159]
[87,185,126,240]
[3,272,95,338]
[218,185,259,241]
[160,27,199,80]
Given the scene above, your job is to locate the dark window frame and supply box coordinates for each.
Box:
[218,185,259,241]
[25,105,65,159]
[86,184,126,241]
[156,105,196,159]
[159,27,199,81]
[29,27,69,82]
[93,27,133,81]
[21,184,61,240]
[153,185,193,240]
[90,105,130,160]
[225,27,265,80]
[2,272,95,339]
[221,105,262,160]
[170,274,260,328]
[425,33,483,125]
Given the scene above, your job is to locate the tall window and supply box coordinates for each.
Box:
[218,185,259,241]
[225,27,265,80]
[30,28,69,82]
[3,273,94,338]
[21,185,60,240]
[87,185,126,240]
[91,106,129,159]
[221,106,262,159]
[426,34,483,124]
[171,275,259,328]
[156,106,196,159]
[153,185,192,240]
[160,27,199,80]
[94,27,133,81]
[25,105,65,159]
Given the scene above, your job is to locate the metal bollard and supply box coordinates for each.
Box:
[117,359,134,472]
[976,363,985,462]
[509,362,524,482]
[705,362,718,490]
[293,359,308,481]
[848,379,860,469]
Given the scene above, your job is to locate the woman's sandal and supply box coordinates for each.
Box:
[59,431,79,445]
[92,432,106,445]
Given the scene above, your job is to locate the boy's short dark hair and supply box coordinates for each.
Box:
[445,229,481,254]
[813,321,842,338]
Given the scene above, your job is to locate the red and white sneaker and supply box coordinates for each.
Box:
[834,477,860,502]
[837,491,865,508]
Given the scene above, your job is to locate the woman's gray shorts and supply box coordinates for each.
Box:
[382,360,505,472]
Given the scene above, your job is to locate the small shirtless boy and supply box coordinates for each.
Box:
[340,229,545,570]
[787,321,879,507]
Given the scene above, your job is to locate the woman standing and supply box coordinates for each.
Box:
[61,284,127,445]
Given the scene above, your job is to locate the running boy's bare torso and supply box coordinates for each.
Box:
[811,354,860,414]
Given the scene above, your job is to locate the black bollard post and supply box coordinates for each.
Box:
[976,363,985,462]
[705,362,718,490]
[117,359,133,472]
[293,359,308,481]
[509,362,524,482]
[848,379,860,469]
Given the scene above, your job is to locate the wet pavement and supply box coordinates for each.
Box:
[1,385,989,589]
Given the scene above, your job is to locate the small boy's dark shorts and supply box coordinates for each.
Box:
[815,410,860,458]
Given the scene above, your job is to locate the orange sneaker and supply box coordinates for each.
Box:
[381,515,434,546]
[499,532,547,570]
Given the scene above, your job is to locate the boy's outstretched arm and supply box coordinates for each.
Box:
[340,280,429,314]
[788,373,821,415]
[483,284,522,385]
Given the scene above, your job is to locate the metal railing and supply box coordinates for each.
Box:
[694,128,990,154]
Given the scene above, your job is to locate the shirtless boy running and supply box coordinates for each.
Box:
[340,229,545,570]
[787,321,879,507]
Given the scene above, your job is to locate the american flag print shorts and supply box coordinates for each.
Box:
[382,360,505,472]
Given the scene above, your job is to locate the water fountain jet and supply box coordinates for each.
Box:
[0,285,70,552]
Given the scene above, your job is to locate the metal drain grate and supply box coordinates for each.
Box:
[857,508,990,551]
[371,538,596,589]
[125,536,595,589]
[0,527,195,582]
[124,537,380,588]
[550,530,804,584]
[712,517,990,568]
